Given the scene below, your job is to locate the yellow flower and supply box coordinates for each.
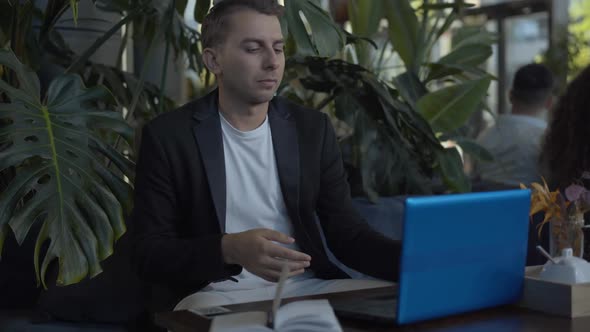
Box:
[521,178,570,238]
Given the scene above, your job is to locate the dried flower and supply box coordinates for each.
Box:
[521,178,590,257]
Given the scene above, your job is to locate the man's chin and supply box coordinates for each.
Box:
[248,92,276,105]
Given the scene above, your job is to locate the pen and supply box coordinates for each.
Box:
[268,261,289,328]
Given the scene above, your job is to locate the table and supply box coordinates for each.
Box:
[155,286,590,332]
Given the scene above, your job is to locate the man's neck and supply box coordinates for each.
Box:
[218,94,269,132]
[511,105,542,117]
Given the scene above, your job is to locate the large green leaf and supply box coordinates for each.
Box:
[70,0,78,24]
[426,44,493,82]
[440,44,493,67]
[417,76,491,133]
[435,147,471,193]
[393,71,428,108]
[175,0,188,15]
[348,0,381,37]
[0,49,134,287]
[452,26,497,50]
[282,0,344,57]
[194,0,211,23]
[348,0,382,67]
[454,137,494,162]
[383,0,419,71]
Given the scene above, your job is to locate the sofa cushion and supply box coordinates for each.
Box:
[0,310,126,332]
[0,224,42,310]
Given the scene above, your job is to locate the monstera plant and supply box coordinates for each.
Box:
[0,49,134,286]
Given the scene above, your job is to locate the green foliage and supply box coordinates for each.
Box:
[0,49,133,286]
[383,0,419,72]
[541,0,590,84]
[417,76,491,133]
[282,0,345,57]
[194,0,211,23]
[284,56,441,198]
[281,0,495,197]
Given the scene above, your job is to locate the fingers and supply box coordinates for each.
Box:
[269,247,311,262]
[259,229,295,244]
[264,257,310,272]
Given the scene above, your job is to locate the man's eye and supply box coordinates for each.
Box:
[274,48,284,54]
[246,48,260,53]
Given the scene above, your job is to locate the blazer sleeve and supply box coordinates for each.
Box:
[131,124,241,288]
[315,114,401,281]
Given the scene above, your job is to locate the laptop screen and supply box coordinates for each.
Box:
[396,189,531,324]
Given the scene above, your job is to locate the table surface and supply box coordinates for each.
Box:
[155,286,590,332]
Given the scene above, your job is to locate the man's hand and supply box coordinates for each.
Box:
[221,228,312,282]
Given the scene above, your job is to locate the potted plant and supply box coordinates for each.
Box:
[523,178,590,259]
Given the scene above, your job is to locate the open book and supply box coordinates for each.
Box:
[208,264,342,332]
[209,299,342,332]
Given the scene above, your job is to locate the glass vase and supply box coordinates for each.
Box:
[550,212,585,258]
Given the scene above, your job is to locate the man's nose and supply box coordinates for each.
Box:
[264,49,280,70]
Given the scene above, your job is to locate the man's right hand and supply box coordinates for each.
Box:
[221,228,312,282]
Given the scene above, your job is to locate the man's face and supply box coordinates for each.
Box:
[212,9,285,105]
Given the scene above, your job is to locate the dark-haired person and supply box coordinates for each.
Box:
[476,63,554,186]
[540,64,590,190]
[131,0,399,313]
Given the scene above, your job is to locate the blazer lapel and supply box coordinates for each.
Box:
[268,101,301,224]
[192,92,226,232]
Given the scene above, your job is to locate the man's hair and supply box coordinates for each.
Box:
[201,0,285,49]
[510,63,554,107]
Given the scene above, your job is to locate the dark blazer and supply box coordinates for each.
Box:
[132,90,401,300]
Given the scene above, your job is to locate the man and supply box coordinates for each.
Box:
[132,0,400,311]
[476,63,554,186]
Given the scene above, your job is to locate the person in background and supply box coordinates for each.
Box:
[476,63,554,187]
[131,0,400,314]
[540,64,590,190]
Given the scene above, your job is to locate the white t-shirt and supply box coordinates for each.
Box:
[476,114,547,186]
[209,112,312,291]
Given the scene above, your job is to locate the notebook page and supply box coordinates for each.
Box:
[275,299,342,332]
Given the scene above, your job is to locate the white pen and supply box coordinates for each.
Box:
[268,261,290,328]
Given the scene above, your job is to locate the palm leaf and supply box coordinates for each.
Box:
[454,138,493,162]
[282,0,344,57]
[417,76,491,133]
[383,0,419,72]
[426,44,493,82]
[435,147,471,193]
[347,0,382,67]
[194,0,211,23]
[0,49,134,287]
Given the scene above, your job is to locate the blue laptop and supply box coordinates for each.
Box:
[334,189,531,325]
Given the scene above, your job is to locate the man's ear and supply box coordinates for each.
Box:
[203,47,222,75]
